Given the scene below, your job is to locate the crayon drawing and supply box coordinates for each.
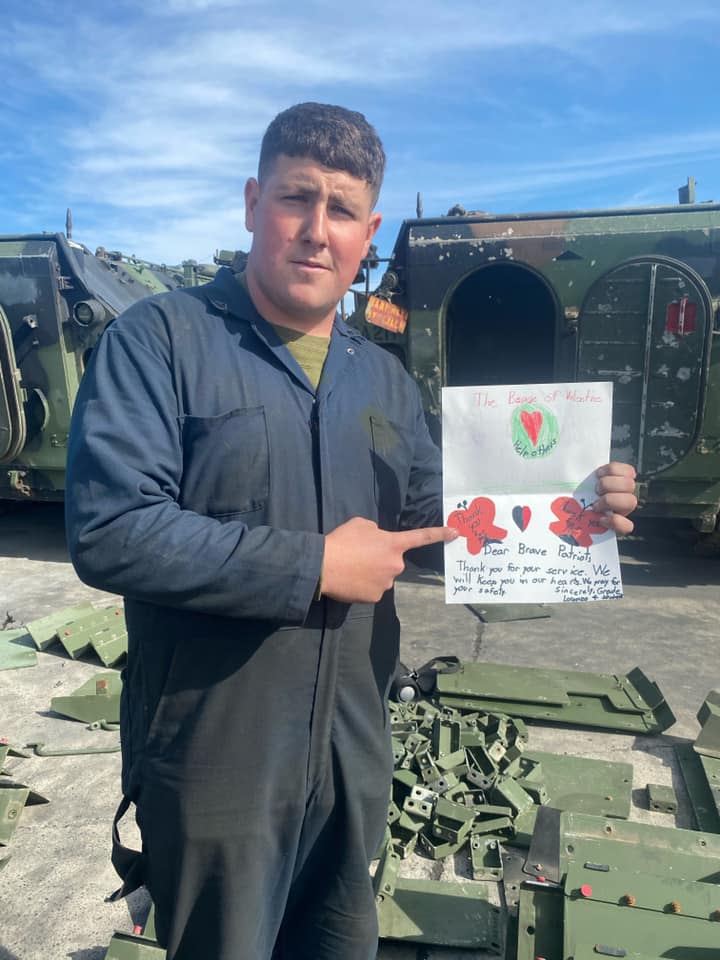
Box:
[512,505,532,531]
[442,382,623,604]
[447,497,507,555]
[511,403,559,459]
[549,496,607,548]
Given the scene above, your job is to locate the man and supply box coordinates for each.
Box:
[65,103,637,960]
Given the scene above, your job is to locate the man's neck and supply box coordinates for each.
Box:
[244,267,336,337]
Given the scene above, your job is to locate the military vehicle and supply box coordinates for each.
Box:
[356,181,720,533]
[0,222,241,501]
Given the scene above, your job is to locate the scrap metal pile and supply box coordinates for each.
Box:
[102,659,720,959]
[368,677,720,956]
[2,605,720,958]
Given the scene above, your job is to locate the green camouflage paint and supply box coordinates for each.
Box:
[354,200,720,530]
[0,234,239,501]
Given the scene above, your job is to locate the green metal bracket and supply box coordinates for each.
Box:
[697,751,720,823]
[697,690,720,728]
[0,742,32,772]
[103,906,164,958]
[517,882,563,960]
[513,751,633,845]
[466,742,498,789]
[403,783,437,819]
[55,606,127,666]
[377,876,503,948]
[469,814,514,838]
[373,841,504,948]
[50,670,122,724]
[675,742,720,833]
[526,750,633,821]
[694,693,720,830]
[520,810,720,959]
[25,603,94,650]
[562,859,720,956]
[695,714,720,759]
[25,603,127,666]
[646,782,678,814]
[674,694,720,832]
[566,858,719,920]
[491,774,535,816]
[470,835,504,880]
[434,662,675,733]
[373,837,400,899]
[431,716,461,755]
[417,830,466,859]
[0,627,37,670]
[104,933,166,960]
[526,810,720,885]
[0,784,29,845]
[0,778,47,845]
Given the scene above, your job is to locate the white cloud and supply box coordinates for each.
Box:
[3,1,720,261]
[81,204,251,266]
[161,0,249,9]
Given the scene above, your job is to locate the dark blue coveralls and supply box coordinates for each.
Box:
[65,267,443,959]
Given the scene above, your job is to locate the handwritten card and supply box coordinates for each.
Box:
[442,382,623,604]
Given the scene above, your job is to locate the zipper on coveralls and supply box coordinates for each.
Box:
[310,397,324,533]
[305,393,336,795]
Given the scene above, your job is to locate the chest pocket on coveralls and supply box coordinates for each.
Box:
[368,412,414,528]
[179,406,269,520]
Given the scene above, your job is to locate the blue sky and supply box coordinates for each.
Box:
[2,0,720,274]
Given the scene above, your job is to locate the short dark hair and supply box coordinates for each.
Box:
[258,102,385,205]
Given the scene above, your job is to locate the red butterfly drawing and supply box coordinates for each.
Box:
[447,497,508,555]
[549,497,606,548]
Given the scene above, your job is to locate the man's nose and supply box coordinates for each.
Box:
[302,203,328,245]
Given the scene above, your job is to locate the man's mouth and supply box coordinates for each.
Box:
[292,260,330,271]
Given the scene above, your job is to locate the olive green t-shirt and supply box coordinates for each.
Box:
[270,323,330,391]
[236,271,330,390]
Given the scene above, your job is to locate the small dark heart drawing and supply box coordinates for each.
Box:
[512,505,532,531]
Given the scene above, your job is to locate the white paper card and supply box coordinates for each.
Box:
[442,382,623,604]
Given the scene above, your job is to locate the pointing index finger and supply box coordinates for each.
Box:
[395,525,459,553]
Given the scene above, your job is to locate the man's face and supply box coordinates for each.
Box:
[244,154,381,334]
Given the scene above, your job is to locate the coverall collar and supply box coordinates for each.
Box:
[203,267,363,396]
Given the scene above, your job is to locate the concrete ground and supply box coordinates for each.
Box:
[0,502,719,960]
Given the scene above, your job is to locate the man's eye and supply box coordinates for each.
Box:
[331,205,354,218]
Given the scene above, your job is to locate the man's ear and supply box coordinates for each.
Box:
[363,211,382,255]
[244,178,260,232]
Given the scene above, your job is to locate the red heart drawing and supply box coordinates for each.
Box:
[520,409,543,446]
